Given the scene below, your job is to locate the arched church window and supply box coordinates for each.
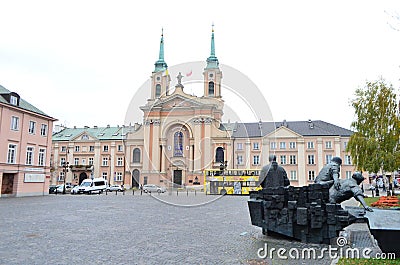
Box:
[133,148,141,163]
[208,81,214,96]
[155,84,161,97]
[174,131,184,157]
[215,147,224,163]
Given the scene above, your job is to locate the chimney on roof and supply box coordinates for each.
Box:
[74,126,76,129]
[282,119,288,127]
[308,119,314,129]
[94,126,98,129]
[107,124,110,128]
[84,126,89,129]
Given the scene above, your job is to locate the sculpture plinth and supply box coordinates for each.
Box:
[248,184,367,244]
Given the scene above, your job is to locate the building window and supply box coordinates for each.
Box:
[237,143,243,150]
[117,157,123,166]
[307,141,314,149]
[103,145,109,152]
[60,157,66,166]
[326,154,333,165]
[118,145,123,152]
[174,131,184,157]
[28,121,36,134]
[308,171,315,181]
[346,171,352,179]
[58,171,65,181]
[75,146,80,152]
[102,157,108,166]
[40,124,47,136]
[26,147,34,165]
[102,172,108,179]
[289,142,296,149]
[344,141,348,149]
[345,155,352,165]
[208,81,214,96]
[11,116,19,131]
[82,159,86,165]
[253,155,260,165]
[89,146,95,152]
[7,144,17,164]
[38,148,45,166]
[155,84,161,97]
[308,155,315,165]
[289,155,296,165]
[89,158,94,165]
[10,95,18,105]
[116,172,123,181]
[325,141,332,149]
[280,155,286,165]
[280,142,286,149]
[290,170,297,180]
[253,142,259,150]
[270,142,277,150]
[237,155,243,165]
[61,146,67,152]
[133,148,141,163]
[74,158,79,165]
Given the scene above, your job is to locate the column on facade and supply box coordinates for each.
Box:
[142,122,151,173]
[245,139,251,168]
[193,119,203,172]
[224,142,232,169]
[334,137,341,157]
[160,139,167,173]
[189,139,194,172]
[317,137,323,172]
[94,142,101,179]
[261,138,269,166]
[110,141,116,184]
[297,139,306,186]
[203,121,212,169]
[152,121,161,173]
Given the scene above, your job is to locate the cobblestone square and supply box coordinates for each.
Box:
[0,193,335,265]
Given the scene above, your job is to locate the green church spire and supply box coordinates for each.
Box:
[206,24,219,69]
[154,28,168,73]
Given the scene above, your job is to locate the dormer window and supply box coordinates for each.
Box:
[10,95,18,105]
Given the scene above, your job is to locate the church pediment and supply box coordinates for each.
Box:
[153,94,204,109]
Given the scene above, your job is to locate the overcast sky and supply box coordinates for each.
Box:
[1,0,400,130]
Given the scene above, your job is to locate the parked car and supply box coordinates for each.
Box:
[77,178,107,194]
[49,185,58,194]
[107,185,125,192]
[54,185,65,193]
[70,185,80,194]
[143,184,166,193]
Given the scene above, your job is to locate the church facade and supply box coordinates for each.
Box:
[51,29,355,189]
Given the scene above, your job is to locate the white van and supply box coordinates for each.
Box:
[76,178,107,194]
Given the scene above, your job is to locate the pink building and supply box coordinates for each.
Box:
[0,85,56,197]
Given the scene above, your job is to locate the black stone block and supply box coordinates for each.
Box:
[248,199,264,226]
[297,207,308,225]
[288,200,297,210]
[326,203,337,213]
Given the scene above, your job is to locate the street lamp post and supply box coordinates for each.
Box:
[62,161,69,194]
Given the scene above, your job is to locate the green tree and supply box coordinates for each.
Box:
[347,78,400,174]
